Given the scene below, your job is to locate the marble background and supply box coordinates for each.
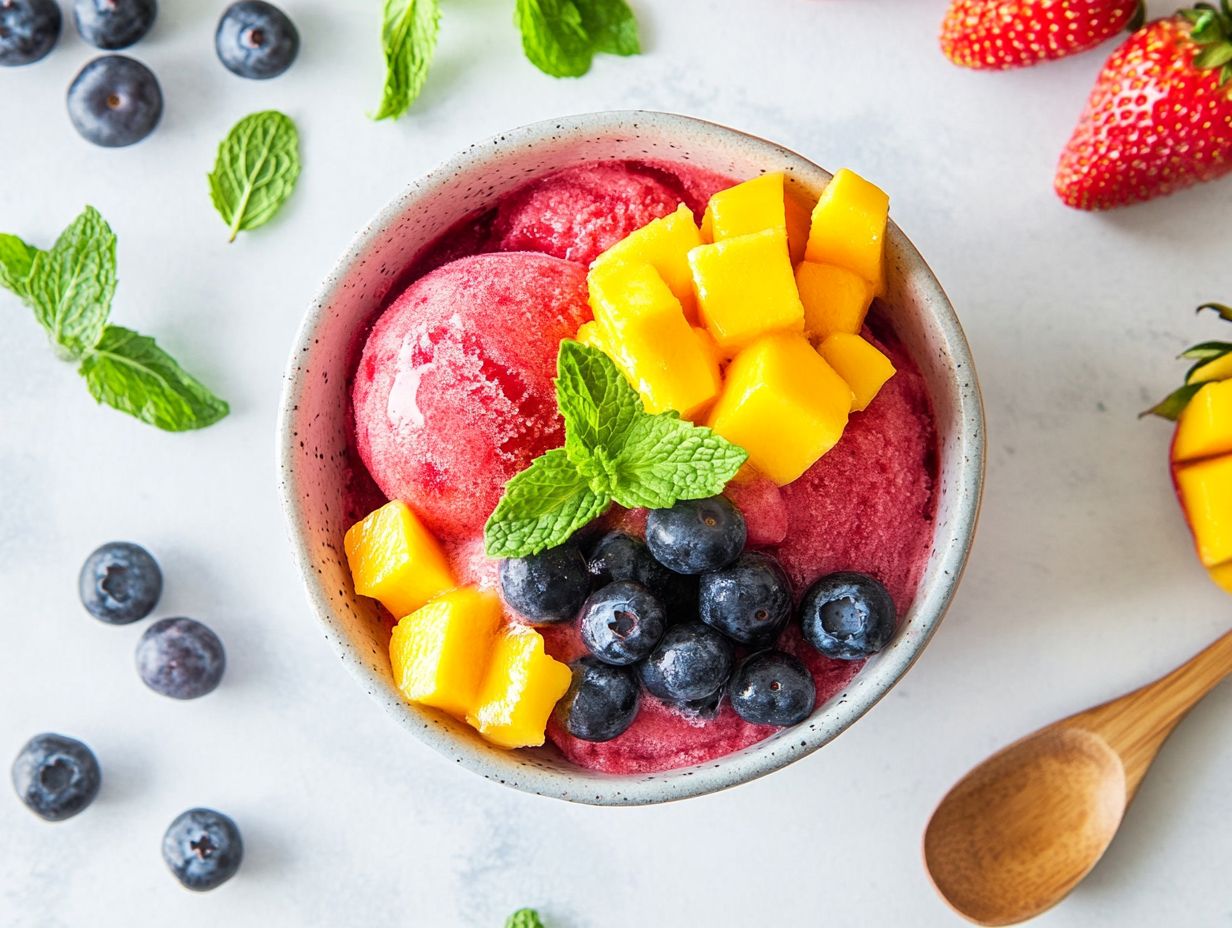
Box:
[1,0,1229,924]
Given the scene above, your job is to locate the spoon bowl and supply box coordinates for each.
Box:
[924,630,1232,925]
[924,727,1126,926]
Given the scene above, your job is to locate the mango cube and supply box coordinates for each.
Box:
[795,261,875,342]
[389,587,502,719]
[344,500,456,619]
[587,262,720,418]
[1188,352,1232,385]
[467,626,572,749]
[818,333,897,412]
[576,320,608,352]
[805,168,889,295]
[591,204,702,322]
[688,229,805,355]
[1208,561,1232,595]
[1176,455,1232,567]
[703,173,787,241]
[706,333,853,485]
[1173,380,1232,464]
[784,193,812,265]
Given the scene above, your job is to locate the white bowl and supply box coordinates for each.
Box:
[277,111,985,805]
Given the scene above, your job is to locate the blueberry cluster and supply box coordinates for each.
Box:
[1,0,298,147]
[11,542,240,891]
[499,496,900,743]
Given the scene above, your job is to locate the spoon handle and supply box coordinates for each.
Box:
[1080,629,1232,794]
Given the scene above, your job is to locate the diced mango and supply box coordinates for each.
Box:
[805,168,889,295]
[1208,561,1232,595]
[467,626,572,749]
[818,333,897,412]
[1173,380,1232,464]
[706,333,853,485]
[344,500,456,619]
[587,262,720,418]
[688,229,805,355]
[591,204,702,323]
[1176,455,1232,567]
[1189,352,1232,385]
[576,320,608,352]
[703,173,787,242]
[389,587,502,719]
[795,261,875,342]
[692,325,723,371]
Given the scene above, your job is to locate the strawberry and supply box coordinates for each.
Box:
[1056,7,1232,210]
[940,0,1145,70]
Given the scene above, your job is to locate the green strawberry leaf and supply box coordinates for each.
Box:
[79,325,230,431]
[1178,340,1232,360]
[1198,302,1232,321]
[26,206,115,356]
[373,0,441,120]
[208,110,301,242]
[611,413,748,510]
[483,448,610,557]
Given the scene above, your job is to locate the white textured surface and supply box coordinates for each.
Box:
[1,0,1230,924]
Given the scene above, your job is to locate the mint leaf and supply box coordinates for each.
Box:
[578,0,639,56]
[484,449,609,557]
[79,325,230,431]
[514,0,639,78]
[26,206,115,355]
[373,0,441,120]
[208,111,301,242]
[0,233,39,300]
[555,340,641,466]
[611,413,747,509]
[505,911,545,928]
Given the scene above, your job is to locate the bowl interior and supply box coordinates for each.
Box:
[278,111,984,805]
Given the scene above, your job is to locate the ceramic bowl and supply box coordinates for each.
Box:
[277,111,984,805]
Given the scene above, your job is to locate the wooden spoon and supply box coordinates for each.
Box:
[923,630,1232,926]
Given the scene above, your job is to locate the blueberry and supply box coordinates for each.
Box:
[639,622,734,703]
[579,580,665,666]
[11,733,101,822]
[162,808,243,891]
[729,650,815,726]
[588,531,698,619]
[799,571,897,661]
[74,0,155,50]
[66,55,162,147]
[557,657,640,742]
[499,543,589,624]
[0,0,61,67]
[215,0,298,79]
[699,551,793,646]
[79,541,162,625]
[645,496,746,575]
[136,617,225,699]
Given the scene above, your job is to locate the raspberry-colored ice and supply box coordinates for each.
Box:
[350,160,938,776]
[352,253,591,542]
[490,162,687,265]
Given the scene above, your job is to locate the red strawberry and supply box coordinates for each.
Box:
[1056,9,1232,209]
[940,0,1144,70]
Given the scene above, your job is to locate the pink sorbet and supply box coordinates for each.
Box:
[349,160,938,775]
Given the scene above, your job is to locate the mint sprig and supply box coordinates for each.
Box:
[208,110,301,242]
[505,910,546,928]
[514,0,640,78]
[0,207,229,432]
[483,341,747,558]
[373,0,442,120]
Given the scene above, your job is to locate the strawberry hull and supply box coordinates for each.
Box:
[351,160,940,774]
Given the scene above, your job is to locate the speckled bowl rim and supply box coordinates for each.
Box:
[277,111,985,805]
